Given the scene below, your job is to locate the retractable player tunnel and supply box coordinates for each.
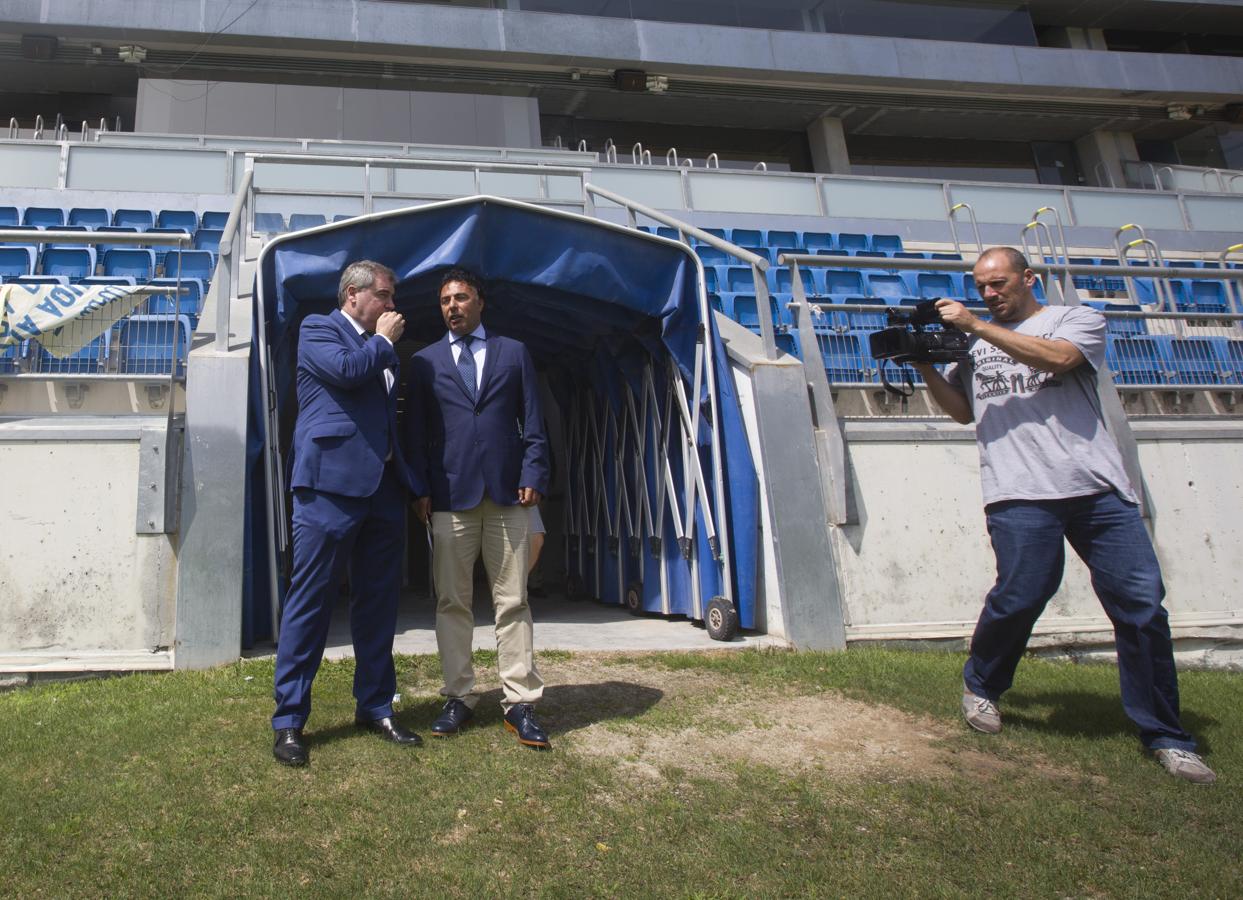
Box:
[244,196,759,645]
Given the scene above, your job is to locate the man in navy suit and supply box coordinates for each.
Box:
[405,267,552,749]
[271,260,426,767]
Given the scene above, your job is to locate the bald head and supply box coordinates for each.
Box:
[972,246,1040,323]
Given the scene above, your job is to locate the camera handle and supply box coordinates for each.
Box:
[879,358,916,398]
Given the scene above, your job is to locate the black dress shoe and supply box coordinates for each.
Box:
[430,698,474,737]
[273,728,308,767]
[503,703,551,750]
[355,715,423,746]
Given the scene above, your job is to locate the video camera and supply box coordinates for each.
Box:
[868,299,970,365]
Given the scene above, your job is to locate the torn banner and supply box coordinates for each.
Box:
[0,282,146,357]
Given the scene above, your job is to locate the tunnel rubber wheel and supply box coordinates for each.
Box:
[625,581,644,615]
[705,596,738,642]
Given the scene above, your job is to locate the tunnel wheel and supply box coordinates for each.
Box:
[565,574,584,602]
[625,580,644,616]
[705,597,739,642]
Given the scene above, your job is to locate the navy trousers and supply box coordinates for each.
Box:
[272,465,406,731]
[963,490,1195,752]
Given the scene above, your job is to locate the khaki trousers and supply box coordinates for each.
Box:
[432,497,543,710]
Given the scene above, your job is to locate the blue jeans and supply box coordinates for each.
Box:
[963,490,1195,752]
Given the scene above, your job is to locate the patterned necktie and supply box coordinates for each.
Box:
[456,334,476,402]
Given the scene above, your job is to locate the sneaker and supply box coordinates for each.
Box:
[1154,748,1217,784]
[961,687,1001,734]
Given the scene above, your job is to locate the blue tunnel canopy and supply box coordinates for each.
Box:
[248,196,757,643]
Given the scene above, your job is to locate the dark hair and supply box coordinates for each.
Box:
[439,266,485,301]
[978,246,1030,274]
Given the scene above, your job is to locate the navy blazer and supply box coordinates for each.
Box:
[404,332,549,512]
[289,308,423,498]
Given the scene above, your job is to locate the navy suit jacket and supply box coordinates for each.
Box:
[289,308,423,498]
[404,332,549,512]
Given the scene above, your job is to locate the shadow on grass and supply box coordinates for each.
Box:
[303,680,664,748]
[1002,690,1218,752]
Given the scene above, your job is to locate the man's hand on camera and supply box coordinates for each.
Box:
[934,299,981,334]
[376,310,405,343]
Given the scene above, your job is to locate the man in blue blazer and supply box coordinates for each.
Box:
[405,267,552,749]
[271,260,426,767]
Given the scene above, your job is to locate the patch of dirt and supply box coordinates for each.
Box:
[535,654,1084,786]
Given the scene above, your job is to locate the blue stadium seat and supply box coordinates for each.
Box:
[730,293,785,330]
[1163,338,1221,385]
[162,249,215,281]
[770,266,817,295]
[0,340,22,373]
[930,252,963,261]
[11,275,68,287]
[819,333,872,383]
[729,228,762,246]
[823,269,867,300]
[93,225,139,254]
[765,230,800,250]
[838,233,868,253]
[200,211,230,230]
[146,227,192,271]
[68,207,111,229]
[803,232,835,254]
[871,234,903,253]
[193,229,223,253]
[40,247,96,280]
[894,251,929,260]
[157,209,199,231]
[1103,303,1147,337]
[0,246,36,279]
[22,207,64,229]
[702,267,718,293]
[332,214,355,223]
[32,331,110,375]
[146,278,206,321]
[1068,256,1104,293]
[695,246,730,267]
[691,227,727,245]
[707,292,723,315]
[915,272,961,299]
[1106,336,1164,385]
[289,213,328,230]
[114,209,155,230]
[1212,339,1243,384]
[852,249,890,260]
[117,315,193,375]
[775,331,802,359]
[865,272,914,304]
[721,266,756,293]
[1187,280,1229,314]
[103,248,156,281]
[0,207,18,227]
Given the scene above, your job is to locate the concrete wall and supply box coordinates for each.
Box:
[0,421,177,671]
[834,419,1243,664]
[136,80,542,149]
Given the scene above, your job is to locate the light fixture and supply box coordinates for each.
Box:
[118,45,147,64]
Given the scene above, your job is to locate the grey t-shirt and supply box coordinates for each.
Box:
[944,305,1137,507]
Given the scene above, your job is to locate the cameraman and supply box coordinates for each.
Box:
[911,246,1215,784]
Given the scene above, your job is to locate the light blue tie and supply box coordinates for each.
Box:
[456,334,476,402]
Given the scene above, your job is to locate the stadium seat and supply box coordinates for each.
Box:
[10,275,69,287]
[702,267,718,293]
[289,213,328,230]
[193,229,224,253]
[775,331,802,359]
[894,251,929,260]
[819,333,872,383]
[157,209,199,231]
[770,266,817,295]
[22,207,65,229]
[930,252,963,261]
[823,269,867,300]
[803,232,835,254]
[0,207,19,227]
[915,272,961,299]
[332,214,354,223]
[146,278,206,321]
[117,315,193,375]
[1212,340,1243,384]
[113,209,155,230]
[102,248,156,281]
[871,234,903,253]
[0,340,21,373]
[254,212,286,234]
[40,247,96,280]
[1163,338,1221,385]
[1187,280,1229,314]
[146,227,192,271]
[1106,336,1164,385]
[765,230,800,250]
[1103,303,1147,336]
[865,272,914,304]
[729,228,762,246]
[721,266,756,293]
[707,292,723,315]
[731,293,784,331]
[695,246,730,267]
[68,208,111,229]
[0,246,36,280]
[838,233,868,253]
[162,249,215,281]
[32,331,110,375]
[200,211,230,230]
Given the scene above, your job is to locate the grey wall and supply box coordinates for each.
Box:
[136,80,542,148]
